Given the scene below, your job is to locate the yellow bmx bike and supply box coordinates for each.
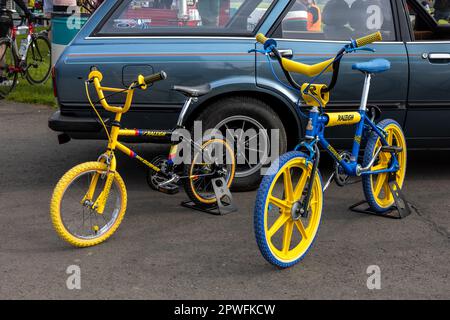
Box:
[50,67,235,247]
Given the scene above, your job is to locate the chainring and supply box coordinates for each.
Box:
[146,155,171,190]
[334,151,352,187]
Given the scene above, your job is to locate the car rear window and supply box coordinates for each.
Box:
[95,0,275,36]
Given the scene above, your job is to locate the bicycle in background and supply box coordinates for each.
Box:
[0,14,51,98]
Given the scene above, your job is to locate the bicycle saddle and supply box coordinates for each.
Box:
[172,83,211,97]
[352,59,391,74]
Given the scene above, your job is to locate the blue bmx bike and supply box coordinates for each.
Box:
[252,32,407,268]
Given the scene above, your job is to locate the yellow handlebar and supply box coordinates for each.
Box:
[87,68,139,114]
[256,33,268,45]
[355,31,382,47]
[87,68,167,114]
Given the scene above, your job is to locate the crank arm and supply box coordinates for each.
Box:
[183,172,217,180]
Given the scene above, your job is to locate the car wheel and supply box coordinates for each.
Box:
[194,96,287,191]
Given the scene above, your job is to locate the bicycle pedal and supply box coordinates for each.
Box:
[157,183,179,195]
[381,145,402,153]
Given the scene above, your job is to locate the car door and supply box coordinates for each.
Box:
[61,0,274,130]
[256,0,409,146]
[404,0,450,148]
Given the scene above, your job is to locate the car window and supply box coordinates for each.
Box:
[96,0,274,36]
[415,0,450,24]
[275,0,396,41]
[408,0,450,40]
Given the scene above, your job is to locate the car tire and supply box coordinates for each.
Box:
[194,96,287,191]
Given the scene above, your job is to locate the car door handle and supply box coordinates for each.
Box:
[424,53,450,62]
[269,49,293,59]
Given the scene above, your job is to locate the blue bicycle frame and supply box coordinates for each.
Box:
[297,73,400,178]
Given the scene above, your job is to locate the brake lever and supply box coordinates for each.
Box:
[248,44,276,55]
[248,48,268,55]
[344,45,376,54]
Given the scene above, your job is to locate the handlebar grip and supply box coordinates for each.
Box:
[144,71,167,85]
[256,33,268,45]
[355,31,382,47]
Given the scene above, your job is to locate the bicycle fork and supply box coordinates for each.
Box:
[292,143,320,220]
[81,154,117,215]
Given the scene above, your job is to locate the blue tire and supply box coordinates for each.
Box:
[254,151,323,268]
[362,119,407,213]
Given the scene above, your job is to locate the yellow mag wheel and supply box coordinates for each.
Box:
[254,151,323,268]
[184,138,236,208]
[362,119,407,213]
[50,162,127,247]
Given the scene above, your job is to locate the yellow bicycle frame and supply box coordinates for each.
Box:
[83,70,163,213]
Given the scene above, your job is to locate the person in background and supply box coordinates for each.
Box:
[1,0,34,23]
[434,0,450,21]
[198,0,220,27]
[321,0,351,39]
[301,0,321,31]
[43,0,52,18]
[420,0,431,13]
[154,0,172,9]
[43,0,52,39]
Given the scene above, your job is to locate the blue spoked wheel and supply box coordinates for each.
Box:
[362,119,407,213]
[254,151,323,268]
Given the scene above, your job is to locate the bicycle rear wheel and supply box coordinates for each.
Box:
[25,34,51,84]
[184,139,236,208]
[0,38,18,97]
[362,119,407,213]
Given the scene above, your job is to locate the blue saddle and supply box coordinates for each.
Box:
[352,59,391,74]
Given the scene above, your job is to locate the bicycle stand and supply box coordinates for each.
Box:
[349,173,411,219]
[181,177,238,215]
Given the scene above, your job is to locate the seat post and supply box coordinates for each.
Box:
[359,73,372,112]
[176,97,192,127]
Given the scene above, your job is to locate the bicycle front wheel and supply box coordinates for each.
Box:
[50,162,127,247]
[0,38,18,97]
[254,151,323,268]
[25,34,51,84]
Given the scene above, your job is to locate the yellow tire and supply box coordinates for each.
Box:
[254,151,323,268]
[50,162,127,247]
[362,119,407,213]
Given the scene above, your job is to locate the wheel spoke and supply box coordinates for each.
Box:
[239,121,246,141]
[295,220,308,240]
[282,221,294,254]
[269,196,290,210]
[238,149,252,169]
[283,167,294,202]
[267,213,290,238]
[293,169,309,200]
[247,147,264,153]
[371,163,386,171]
[374,173,387,197]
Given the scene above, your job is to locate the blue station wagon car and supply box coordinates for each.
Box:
[49,0,450,190]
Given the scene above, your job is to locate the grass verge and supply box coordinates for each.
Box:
[6,76,55,106]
